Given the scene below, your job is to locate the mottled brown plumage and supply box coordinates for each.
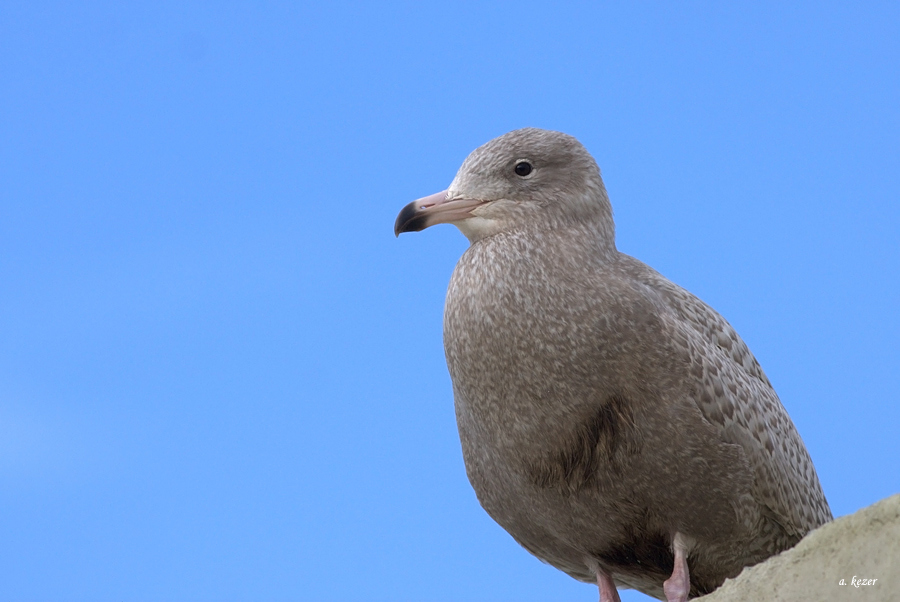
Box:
[395,128,831,601]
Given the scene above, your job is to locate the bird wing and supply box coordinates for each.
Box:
[618,255,832,537]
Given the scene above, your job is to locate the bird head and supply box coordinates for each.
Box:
[394,128,614,246]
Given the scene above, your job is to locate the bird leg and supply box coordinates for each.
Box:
[598,570,622,602]
[585,558,621,602]
[663,532,691,602]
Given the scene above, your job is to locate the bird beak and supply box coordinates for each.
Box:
[394,191,486,236]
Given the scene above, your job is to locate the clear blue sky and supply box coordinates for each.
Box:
[1,2,897,601]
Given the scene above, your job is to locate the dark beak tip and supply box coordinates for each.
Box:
[394,200,425,237]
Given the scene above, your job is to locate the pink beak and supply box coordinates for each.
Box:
[394,191,486,236]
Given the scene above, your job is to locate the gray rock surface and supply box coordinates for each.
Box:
[696,494,899,602]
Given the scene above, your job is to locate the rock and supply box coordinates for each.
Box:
[697,494,899,602]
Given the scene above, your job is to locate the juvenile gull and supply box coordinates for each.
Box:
[394,128,831,602]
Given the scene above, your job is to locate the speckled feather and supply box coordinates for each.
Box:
[416,129,831,600]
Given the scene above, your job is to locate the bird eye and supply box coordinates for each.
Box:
[514,161,533,177]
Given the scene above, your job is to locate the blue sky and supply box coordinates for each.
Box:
[1,2,897,601]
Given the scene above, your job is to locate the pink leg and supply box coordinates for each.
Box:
[585,558,621,602]
[663,532,691,602]
[597,569,621,602]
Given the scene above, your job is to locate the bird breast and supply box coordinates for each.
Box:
[441,229,675,479]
